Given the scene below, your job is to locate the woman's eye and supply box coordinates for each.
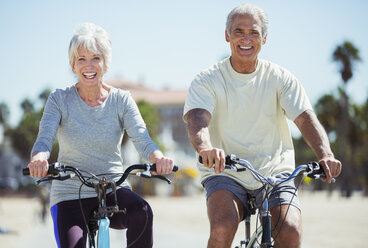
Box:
[93,56,101,60]
[78,58,85,61]
[251,31,260,36]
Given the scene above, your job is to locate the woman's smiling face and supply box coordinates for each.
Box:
[72,46,107,86]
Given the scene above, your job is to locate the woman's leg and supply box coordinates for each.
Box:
[51,198,98,248]
[108,188,153,248]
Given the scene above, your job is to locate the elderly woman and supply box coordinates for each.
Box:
[27,22,174,248]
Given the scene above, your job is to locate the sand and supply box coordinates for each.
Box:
[0,191,367,248]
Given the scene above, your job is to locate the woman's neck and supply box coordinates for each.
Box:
[76,82,110,106]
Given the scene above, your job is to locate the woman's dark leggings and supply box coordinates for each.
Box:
[50,188,153,248]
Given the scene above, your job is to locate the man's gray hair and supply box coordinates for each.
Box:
[68,23,112,69]
[226,4,269,37]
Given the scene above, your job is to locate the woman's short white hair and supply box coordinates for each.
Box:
[226,4,269,37]
[68,22,112,69]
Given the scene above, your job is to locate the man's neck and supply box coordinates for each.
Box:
[229,57,258,74]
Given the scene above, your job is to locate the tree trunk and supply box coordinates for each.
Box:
[338,90,352,197]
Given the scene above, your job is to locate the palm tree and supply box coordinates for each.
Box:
[0,102,9,127]
[0,102,10,145]
[332,41,361,197]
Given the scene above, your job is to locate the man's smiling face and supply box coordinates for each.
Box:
[226,13,267,73]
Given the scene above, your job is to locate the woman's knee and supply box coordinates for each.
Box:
[128,199,153,223]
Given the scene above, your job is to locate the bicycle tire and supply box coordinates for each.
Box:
[247,226,275,248]
[246,226,262,248]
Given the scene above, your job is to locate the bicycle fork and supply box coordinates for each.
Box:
[260,190,272,248]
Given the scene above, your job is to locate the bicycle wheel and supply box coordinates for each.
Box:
[247,226,275,248]
[246,226,262,248]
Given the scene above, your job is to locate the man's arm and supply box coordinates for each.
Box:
[294,109,342,183]
[186,108,225,173]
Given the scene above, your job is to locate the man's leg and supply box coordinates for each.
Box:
[270,204,302,248]
[207,190,244,248]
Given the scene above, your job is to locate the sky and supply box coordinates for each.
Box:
[0,0,367,126]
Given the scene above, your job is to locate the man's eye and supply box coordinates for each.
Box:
[251,31,260,36]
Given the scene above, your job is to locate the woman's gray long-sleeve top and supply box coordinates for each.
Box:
[31,85,159,207]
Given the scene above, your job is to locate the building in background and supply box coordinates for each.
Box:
[107,78,194,157]
[108,79,200,196]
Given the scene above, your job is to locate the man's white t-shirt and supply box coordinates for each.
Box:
[183,57,313,190]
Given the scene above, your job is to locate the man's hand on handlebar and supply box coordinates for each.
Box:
[199,148,226,174]
[318,156,342,184]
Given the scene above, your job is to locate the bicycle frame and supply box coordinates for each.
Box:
[88,177,122,248]
[97,218,110,248]
[239,186,272,248]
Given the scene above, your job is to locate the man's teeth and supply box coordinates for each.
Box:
[83,73,96,79]
[240,46,252,50]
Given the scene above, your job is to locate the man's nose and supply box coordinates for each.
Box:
[241,34,251,43]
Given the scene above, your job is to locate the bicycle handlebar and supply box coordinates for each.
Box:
[198,154,335,184]
[23,162,179,186]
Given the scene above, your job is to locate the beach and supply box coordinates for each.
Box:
[0,191,367,247]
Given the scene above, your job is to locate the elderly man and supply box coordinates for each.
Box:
[183,4,341,248]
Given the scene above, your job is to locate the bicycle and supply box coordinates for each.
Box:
[23,162,178,248]
[200,154,335,248]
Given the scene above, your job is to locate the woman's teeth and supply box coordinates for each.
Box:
[83,73,96,79]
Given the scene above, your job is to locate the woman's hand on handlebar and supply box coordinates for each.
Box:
[199,148,225,174]
[28,152,49,178]
[149,150,174,175]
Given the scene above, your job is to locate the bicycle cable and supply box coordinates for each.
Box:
[268,172,305,244]
[251,172,304,247]
[77,181,95,247]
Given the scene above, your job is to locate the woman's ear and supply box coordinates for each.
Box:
[103,64,109,75]
[262,33,268,45]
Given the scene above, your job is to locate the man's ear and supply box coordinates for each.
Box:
[225,29,230,42]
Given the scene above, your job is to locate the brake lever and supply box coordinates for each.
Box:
[36,173,74,184]
[225,164,246,172]
[139,172,172,184]
[306,162,336,183]
[312,174,336,183]
[151,175,172,184]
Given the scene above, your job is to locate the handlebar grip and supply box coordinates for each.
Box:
[22,168,30,176]
[198,156,203,164]
[22,163,59,176]
[198,155,236,165]
[149,164,179,172]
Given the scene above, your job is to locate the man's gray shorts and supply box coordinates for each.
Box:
[202,174,301,214]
